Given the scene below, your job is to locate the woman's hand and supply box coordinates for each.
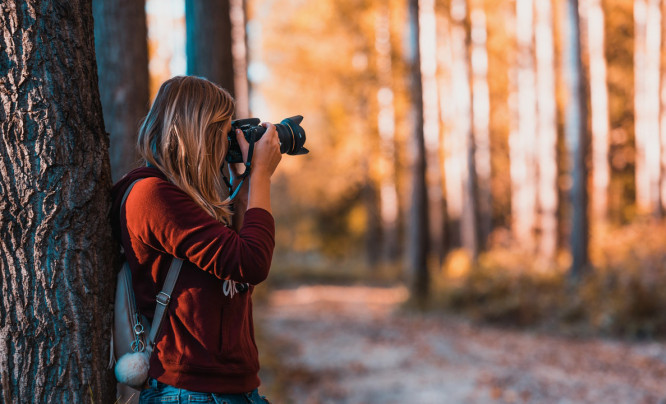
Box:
[228,128,250,181]
[228,127,250,231]
[251,123,282,178]
[246,122,281,213]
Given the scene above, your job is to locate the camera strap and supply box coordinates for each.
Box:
[223,138,256,201]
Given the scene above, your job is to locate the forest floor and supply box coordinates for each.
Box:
[256,284,666,404]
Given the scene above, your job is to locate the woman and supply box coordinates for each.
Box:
[111,75,280,403]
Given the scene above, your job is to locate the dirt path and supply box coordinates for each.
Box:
[258,285,666,404]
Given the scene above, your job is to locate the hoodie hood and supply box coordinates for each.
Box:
[111,167,168,242]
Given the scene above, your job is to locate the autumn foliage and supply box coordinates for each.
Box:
[141,0,666,338]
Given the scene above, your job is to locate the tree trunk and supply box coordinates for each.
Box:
[229,0,250,118]
[375,4,401,263]
[434,9,451,263]
[644,0,662,216]
[512,0,538,253]
[420,0,446,263]
[93,0,150,181]
[561,0,590,279]
[634,0,662,215]
[470,5,492,252]
[186,0,235,94]
[0,1,116,402]
[535,0,559,260]
[362,85,382,269]
[363,180,383,267]
[447,0,478,258]
[661,0,666,213]
[581,0,610,223]
[407,0,430,306]
[634,0,648,213]
[439,8,463,249]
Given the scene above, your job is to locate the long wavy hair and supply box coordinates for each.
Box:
[137,76,235,224]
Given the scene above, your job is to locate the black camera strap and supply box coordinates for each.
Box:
[223,137,256,201]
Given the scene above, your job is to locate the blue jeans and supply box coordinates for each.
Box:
[139,378,270,404]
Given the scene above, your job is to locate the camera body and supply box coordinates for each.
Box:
[226,115,308,164]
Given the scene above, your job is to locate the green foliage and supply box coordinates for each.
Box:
[435,221,666,339]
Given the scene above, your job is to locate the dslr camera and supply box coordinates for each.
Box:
[226,115,308,163]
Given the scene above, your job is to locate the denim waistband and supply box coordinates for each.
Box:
[140,378,269,403]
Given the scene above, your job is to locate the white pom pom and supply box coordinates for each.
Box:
[115,351,150,388]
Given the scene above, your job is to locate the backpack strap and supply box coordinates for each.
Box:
[148,258,182,349]
[121,178,184,352]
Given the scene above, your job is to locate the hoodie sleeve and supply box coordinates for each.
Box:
[123,177,275,285]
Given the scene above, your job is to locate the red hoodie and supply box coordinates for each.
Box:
[111,167,275,393]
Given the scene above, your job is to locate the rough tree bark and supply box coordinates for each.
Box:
[0,1,115,402]
[186,0,235,95]
[407,0,430,306]
[93,0,150,181]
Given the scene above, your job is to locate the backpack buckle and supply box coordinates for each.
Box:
[156,291,171,306]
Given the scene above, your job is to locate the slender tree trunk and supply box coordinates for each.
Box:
[0,1,115,402]
[561,0,590,279]
[661,0,666,213]
[512,0,538,253]
[363,171,383,268]
[186,0,235,94]
[93,0,150,181]
[581,0,610,223]
[439,9,463,249]
[446,0,478,258]
[644,0,662,216]
[634,0,662,215]
[375,4,401,263]
[435,8,451,263]
[634,0,648,212]
[420,0,445,262]
[459,0,481,259]
[229,0,250,118]
[407,0,430,306]
[535,0,559,260]
[363,91,383,268]
[470,5,491,252]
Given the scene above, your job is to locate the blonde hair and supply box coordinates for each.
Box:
[138,76,235,224]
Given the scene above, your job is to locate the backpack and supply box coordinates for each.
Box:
[109,179,183,402]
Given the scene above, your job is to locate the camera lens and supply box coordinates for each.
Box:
[275,115,308,155]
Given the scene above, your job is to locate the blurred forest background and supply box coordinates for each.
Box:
[8,0,666,401]
[101,0,666,339]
